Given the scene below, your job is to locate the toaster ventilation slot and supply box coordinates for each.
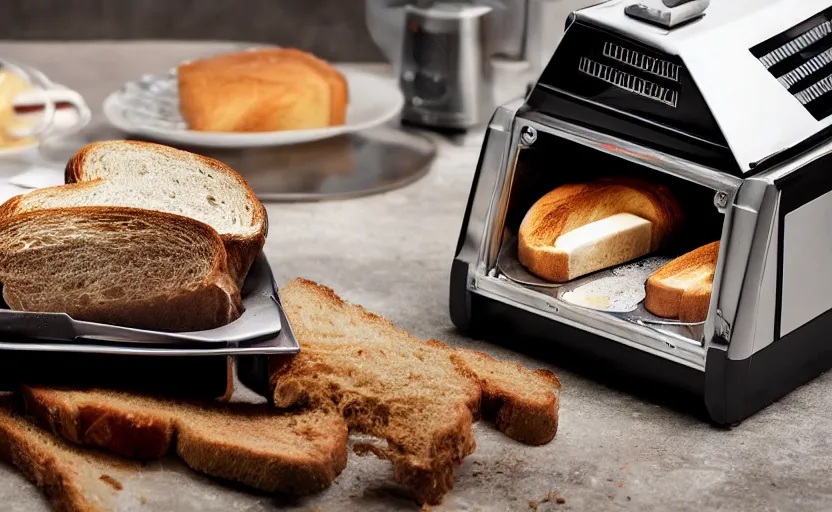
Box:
[601,42,681,82]
[752,9,832,120]
[578,55,679,107]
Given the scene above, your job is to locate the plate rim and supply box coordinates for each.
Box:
[102,66,405,148]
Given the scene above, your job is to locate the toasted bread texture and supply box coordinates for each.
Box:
[0,140,268,286]
[177,48,348,132]
[518,178,684,282]
[0,395,141,512]
[273,278,562,505]
[645,241,720,323]
[0,206,242,332]
[21,386,349,495]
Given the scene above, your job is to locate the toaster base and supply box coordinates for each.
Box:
[452,259,832,425]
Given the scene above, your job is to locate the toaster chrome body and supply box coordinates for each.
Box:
[450,0,832,424]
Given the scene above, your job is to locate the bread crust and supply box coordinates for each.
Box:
[517,178,684,282]
[177,48,348,132]
[644,241,719,323]
[64,140,268,287]
[0,206,243,332]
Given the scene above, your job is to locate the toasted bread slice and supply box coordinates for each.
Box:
[0,395,141,512]
[644,241,720,323]
[21,386,349,495]
[0,140,268,286]
[177,48,348,132]
[273,278,562,505]
[0,206,242,332]
[518,178,684,282]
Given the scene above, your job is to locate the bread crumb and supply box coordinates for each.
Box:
[541,492,556,503]
[618,481,624,488]
[99,474,122,491]
[528,501,538,510]
[140,496,147,505]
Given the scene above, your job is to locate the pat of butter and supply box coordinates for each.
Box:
[554,213,654,281]
[555,213,652,251]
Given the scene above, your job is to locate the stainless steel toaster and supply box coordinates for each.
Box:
[450,0,832,424]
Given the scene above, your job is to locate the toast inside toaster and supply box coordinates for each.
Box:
[494,130,726,344]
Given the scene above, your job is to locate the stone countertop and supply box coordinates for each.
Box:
[0,41,831,512]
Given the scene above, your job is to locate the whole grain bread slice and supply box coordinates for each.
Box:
[0,140,267,286]
[272,278,562,505]
[0,206,242,332]
[0,395,141,512]
[20,386,349,495]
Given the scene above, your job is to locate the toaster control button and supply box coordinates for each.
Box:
[624,0,709,29]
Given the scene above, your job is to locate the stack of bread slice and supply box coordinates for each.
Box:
[0,140,562,509]
[0,278,562,510]
[0,140,268,331]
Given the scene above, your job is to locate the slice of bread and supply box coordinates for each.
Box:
[273,278,562,505]
[644,241,720,323]
[0,206,242,332]
[0,389,349,512]
[21,386,349,495]
[177,48,348,132]
[0,140,267,286]
[518,178,684,282]
[0,395,142,512]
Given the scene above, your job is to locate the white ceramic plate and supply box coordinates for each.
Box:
[102,66,405,148]
[0,141,38,159]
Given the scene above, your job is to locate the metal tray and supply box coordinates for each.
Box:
[0,252,300,355]
[496,238,706,342]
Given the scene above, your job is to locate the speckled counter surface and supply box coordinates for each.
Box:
[0,42,831,512]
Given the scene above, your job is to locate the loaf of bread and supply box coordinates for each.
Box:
[0,140,267,287]
[177,48,348,132]
[518,178,684,282]
[0,207,242,332]
[644,241,719,323]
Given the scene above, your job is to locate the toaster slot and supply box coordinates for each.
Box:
[490,130,726,345]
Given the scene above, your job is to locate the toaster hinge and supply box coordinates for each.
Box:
[712,310,731,344]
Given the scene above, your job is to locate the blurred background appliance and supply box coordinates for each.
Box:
[367,0,606,130]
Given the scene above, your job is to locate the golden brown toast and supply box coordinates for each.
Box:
[518,178,684,282]
[177,48,348,132]
[19,386,349,495]
[273,278,562,505]
[644,241,720,323]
